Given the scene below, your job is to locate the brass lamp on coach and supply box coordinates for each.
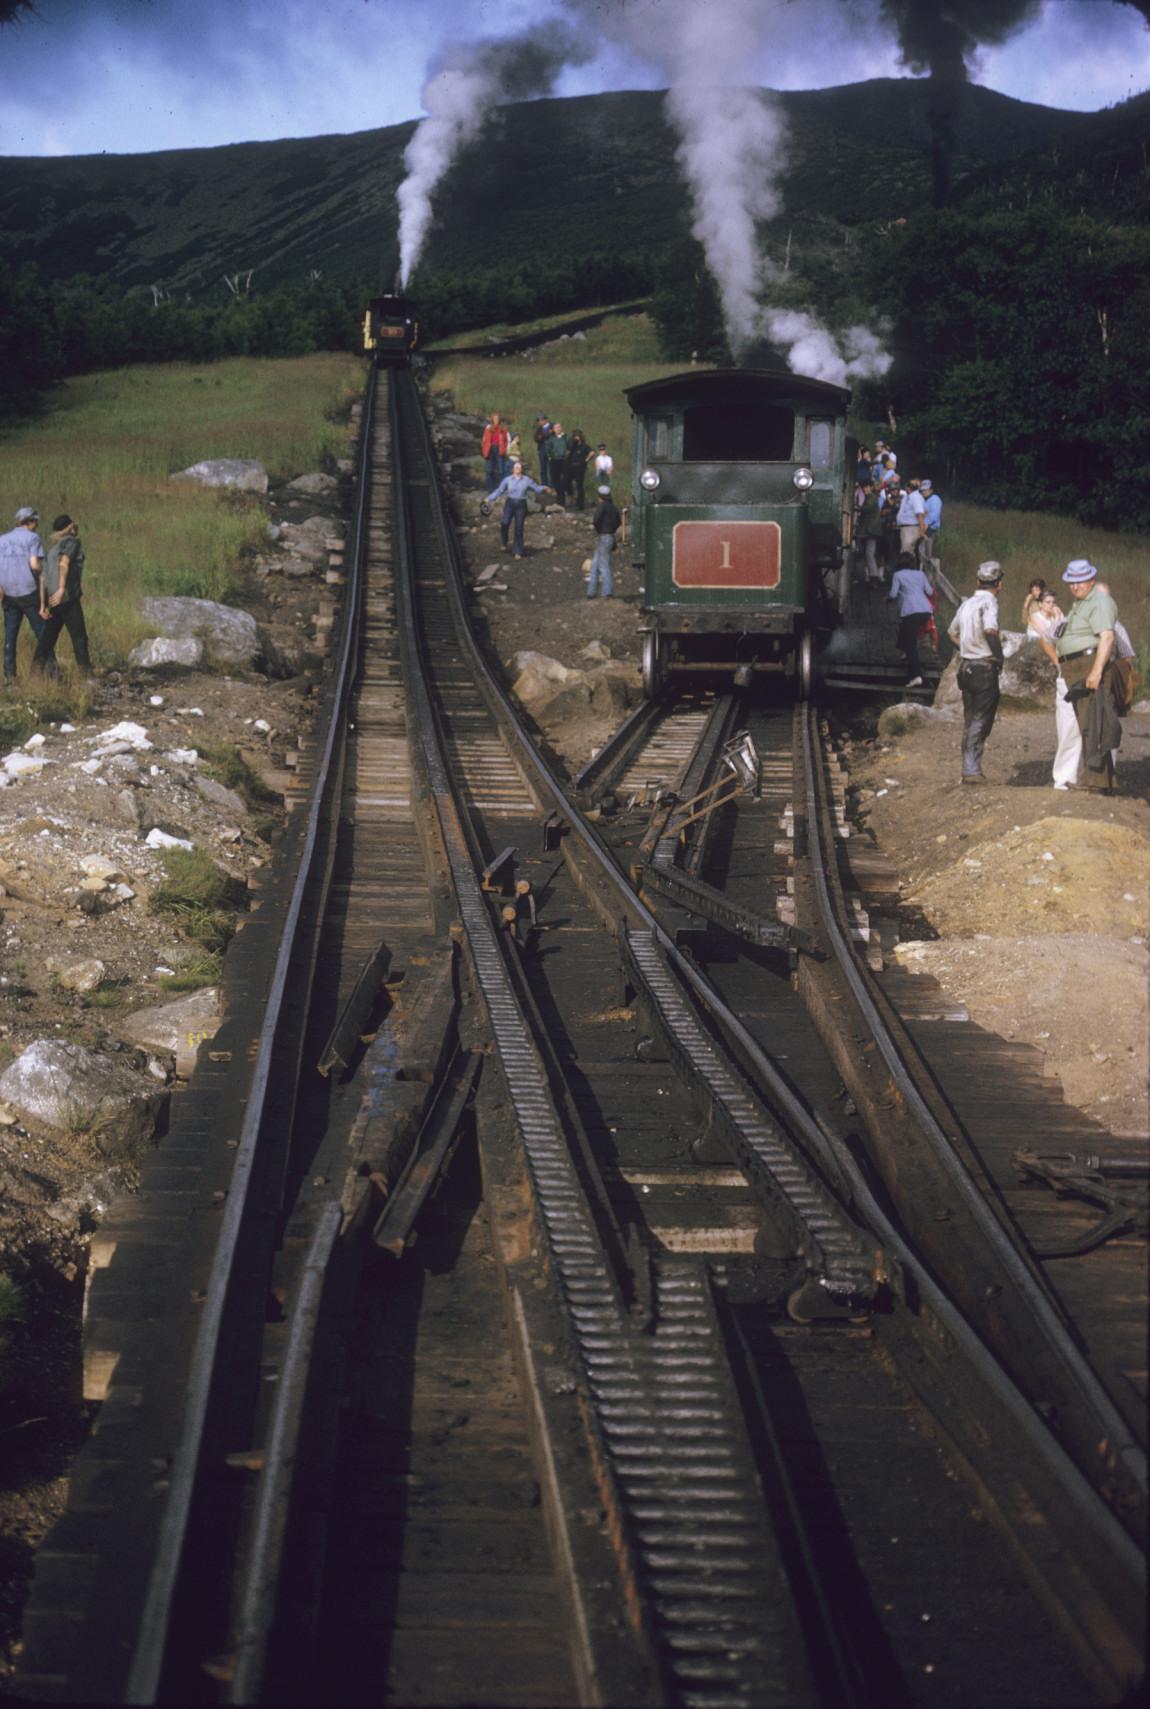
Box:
[627,366,856,698]
[363,294,420,366]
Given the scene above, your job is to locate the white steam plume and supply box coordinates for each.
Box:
[397,31,591,290]
[564,0,890,383]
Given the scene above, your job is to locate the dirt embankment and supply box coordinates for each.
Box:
[841,706,1150,1137]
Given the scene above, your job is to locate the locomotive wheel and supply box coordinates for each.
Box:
[642,630,666,699]
[798,631,814,700]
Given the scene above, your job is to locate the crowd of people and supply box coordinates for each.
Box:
[481,410,621,595]
[0,505,91,681]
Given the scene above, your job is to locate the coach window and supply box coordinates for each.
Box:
[647,416,673,460]
[808,419,833,469]
[682,403,794,461]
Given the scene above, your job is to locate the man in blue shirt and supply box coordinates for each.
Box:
[485,461,553,559]
[920,479,943,573]
[887,551,935,687]
[0,506,48,681]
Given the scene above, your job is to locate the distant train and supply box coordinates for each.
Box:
[363,294,420,365]
[626,367,855,698]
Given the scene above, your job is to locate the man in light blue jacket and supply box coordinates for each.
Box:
[485,461,553,559]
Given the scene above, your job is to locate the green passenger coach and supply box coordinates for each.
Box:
[626,367,856,697]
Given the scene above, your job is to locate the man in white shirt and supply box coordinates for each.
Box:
[896,482,927,560]
[946,560,1004,784]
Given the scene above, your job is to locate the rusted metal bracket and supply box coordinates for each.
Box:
[316,941,393,1077]
[373,1049,482,1257]
[1013,1150,1150,1259]
[481,846,517,894]
[633,858,821,958]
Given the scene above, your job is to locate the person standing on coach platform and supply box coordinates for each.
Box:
[34,514,92,677]
[0,506,48,682]
[947,560,1004,784]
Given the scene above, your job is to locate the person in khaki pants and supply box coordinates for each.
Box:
[1055,558,1121,794]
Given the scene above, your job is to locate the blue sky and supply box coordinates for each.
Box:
[0,0,1147,158]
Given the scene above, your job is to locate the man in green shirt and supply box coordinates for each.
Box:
[1055,558,1119,792]
[33,514,92,677]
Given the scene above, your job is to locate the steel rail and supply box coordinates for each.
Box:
[123,370,376,1704]
[392,372,837,1707]
[799,701,1148,1502]
[398,366,1145,1618]
[227,1201,343,1704]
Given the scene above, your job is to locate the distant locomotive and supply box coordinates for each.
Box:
[626,367,856,697]
[363,294,420,365]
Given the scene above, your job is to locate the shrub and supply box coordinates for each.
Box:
[150,848,247,952]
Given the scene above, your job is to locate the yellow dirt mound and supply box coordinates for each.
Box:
[905,816,1149,939]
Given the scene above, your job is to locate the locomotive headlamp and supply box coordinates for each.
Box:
[639,468,661,491]
[792,466,814,491]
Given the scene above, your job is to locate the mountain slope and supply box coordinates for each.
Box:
[0,81,1118,297]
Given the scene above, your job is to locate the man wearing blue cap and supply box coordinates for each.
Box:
[1056,559,1120,793]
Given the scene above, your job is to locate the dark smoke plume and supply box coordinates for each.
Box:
[880,0,1041,203]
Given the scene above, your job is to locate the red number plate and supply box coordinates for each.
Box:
[671,520,781,589]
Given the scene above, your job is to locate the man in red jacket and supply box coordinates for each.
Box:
[481,413,509,487]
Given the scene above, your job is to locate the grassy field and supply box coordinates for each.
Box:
[429,313,674,500]
[0,354,363,688]
[423,300,652,352]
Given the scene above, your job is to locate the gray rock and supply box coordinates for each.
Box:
[0,1040,167,1151]
[129,636,205,671]
[935,631,1052,711]
[285,471,337,495]
[194,774,248,816]
[138,597,293,678]
[46,957,106,993]
[280,558,316,579]
[172,458,268,494]
[121,987,222,1079]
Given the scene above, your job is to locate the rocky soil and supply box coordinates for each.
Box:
[0,454,350,1679]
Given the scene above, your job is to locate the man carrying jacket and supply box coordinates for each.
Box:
[1056,558,1121,794]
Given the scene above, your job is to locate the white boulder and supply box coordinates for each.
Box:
[172,458,268,494]
[0,1040,167,1150]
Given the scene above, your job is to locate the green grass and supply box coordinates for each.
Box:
[430,312,681,502]
[0,354,363,672]
[159,952,222,991]
[150,847,248,953]
[200,742,281,809]
[941,503,1150,674]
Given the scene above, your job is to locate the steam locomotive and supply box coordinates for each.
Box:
[626,367,855,697]
[363,294,420,365]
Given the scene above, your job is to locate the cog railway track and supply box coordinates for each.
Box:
[15,366,1146,1708]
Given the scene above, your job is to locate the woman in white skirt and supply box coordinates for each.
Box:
[1028,590,1081,790]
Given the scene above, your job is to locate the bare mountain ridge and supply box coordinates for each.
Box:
[0,80,1123,295]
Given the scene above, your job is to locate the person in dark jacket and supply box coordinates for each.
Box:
[34,513,92,676]
[589,485,622,599]
[566,430,592,510]
[548,422,570,506]
[856,481,883,583]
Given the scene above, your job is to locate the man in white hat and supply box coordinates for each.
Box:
[0,507,47,681]
[947,560,1004,783]
[1055,558,1120,793]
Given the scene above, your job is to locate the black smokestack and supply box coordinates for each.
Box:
[881,0,1041,205]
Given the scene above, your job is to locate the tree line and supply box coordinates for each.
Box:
[4,204,1148,535]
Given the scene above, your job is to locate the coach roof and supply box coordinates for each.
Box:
[625,365,852,415]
